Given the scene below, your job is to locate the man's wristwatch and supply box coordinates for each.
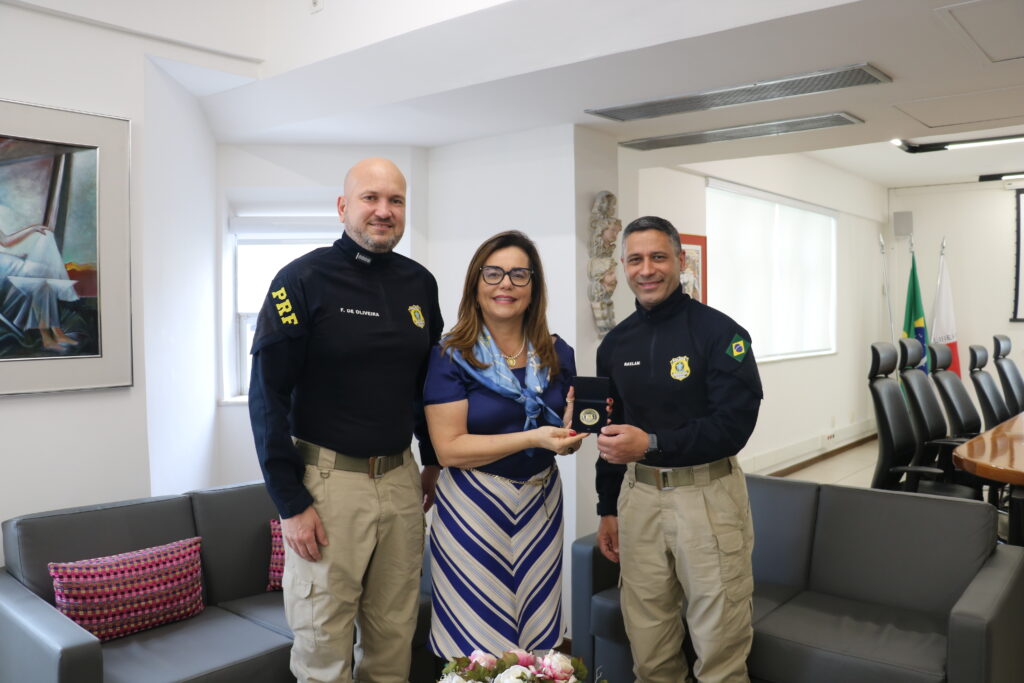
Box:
[643,432,660,459]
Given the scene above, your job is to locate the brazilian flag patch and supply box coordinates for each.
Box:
[727,334,748,363]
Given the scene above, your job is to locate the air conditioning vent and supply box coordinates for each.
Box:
[619,113,863,151]
[587,64,889,122]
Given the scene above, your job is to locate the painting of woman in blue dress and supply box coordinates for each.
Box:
[0,136,98,358]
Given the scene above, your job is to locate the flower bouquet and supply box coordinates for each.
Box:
[438,649,596,683]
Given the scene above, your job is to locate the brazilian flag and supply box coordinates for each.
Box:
[901,253,929,373]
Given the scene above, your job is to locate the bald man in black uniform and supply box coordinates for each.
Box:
[595,216,762,683]
[249,158,442,683]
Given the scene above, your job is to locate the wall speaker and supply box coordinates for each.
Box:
[892,211,913,237]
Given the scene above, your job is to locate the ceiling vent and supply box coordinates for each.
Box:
[619,113,863,151]
[586,64,890,122]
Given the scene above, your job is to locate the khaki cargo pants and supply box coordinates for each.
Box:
[618,457,754,683]
[283,451,424,683]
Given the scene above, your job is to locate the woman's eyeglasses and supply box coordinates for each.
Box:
[480,265,533,287]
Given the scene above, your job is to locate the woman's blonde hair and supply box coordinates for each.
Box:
[442,230,559,374]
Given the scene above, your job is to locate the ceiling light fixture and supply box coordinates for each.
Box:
[895,133,1024,153]
[978,171,1024,182]
[619,112,862,151]
[946,137,1024,150]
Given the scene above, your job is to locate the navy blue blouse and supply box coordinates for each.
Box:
[424,336,576,480]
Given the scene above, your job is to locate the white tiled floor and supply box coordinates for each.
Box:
[780,438,877,488]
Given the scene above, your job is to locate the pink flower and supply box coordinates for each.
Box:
[506,648,536,667]
[537,651,575,681]
[467,650,498,670]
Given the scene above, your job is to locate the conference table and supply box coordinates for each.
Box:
[953,413,1024,545]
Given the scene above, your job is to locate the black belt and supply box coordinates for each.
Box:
[634,458,732,490]
[295,439,406,479]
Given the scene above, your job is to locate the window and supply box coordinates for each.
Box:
[226,217,337,398]
[705,178,836,361]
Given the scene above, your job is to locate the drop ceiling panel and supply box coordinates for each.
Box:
[895,84,1024,127]
[947,0,1024,63]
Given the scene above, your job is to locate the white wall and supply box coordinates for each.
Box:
[143,61,219,495]
[0,3,255,563]
[571,127,620,543]
[890,184,1021,380]
[622,154,889,473]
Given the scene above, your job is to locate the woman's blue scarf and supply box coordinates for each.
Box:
[447,327,562,444]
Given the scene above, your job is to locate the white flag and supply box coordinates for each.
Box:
[931,253,960,376]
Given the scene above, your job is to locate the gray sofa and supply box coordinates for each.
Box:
[572,474,1024,683]
[0,482,434,683]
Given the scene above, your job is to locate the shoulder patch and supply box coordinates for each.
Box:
[271,286,299,325]
[726,334,748,362]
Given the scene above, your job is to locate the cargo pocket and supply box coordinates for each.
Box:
[717,529,753,602]
[283,574,321,644]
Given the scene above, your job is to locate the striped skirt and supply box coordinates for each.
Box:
[428,464,564,658]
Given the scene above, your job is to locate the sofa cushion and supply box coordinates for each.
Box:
[49,537,204,641]
[221,572,431,646]
[747,475,817,590]
[268,519,284,591]
[101,606,292,683]
[590,582,795,643]
[752,581,800,624]
[749,590,947,683]
[809,485,995,616]
[188,483,279,605]
[2,495,196,604]
[591,587,628,643]
[219,591,290,638]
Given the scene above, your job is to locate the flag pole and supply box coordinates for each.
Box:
[879,234,896,347]
[935,236,946,294]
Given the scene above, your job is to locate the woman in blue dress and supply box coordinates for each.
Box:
[424,230,586,659]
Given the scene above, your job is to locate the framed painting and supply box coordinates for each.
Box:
[679,233,707,304]
[0,98,132,395]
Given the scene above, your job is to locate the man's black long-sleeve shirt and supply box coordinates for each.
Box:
[248,232,443,518]
[595,286,762,516]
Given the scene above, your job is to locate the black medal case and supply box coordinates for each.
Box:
[570,376,610,433]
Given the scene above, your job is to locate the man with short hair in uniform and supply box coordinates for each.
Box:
[248,157,443,683]
[595,215,762,683]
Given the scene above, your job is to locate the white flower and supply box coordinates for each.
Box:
[439,675,469,683]
[492,664,535,682]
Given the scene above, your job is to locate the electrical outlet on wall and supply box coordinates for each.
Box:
[310,0,325,13]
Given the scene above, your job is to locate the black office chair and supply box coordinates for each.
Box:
[868,342,978,499]
[993,334,1024,415]
[898,339,971,479]
[928,343,981,438]
[931,342,1004,506]
[969,345,1011,431]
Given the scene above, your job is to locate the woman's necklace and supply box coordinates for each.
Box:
[502,337,527,368]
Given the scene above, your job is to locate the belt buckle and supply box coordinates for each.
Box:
[368,456,386,479]
[657,468,676,491]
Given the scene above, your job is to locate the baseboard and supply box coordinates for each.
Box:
[741,420,876,475]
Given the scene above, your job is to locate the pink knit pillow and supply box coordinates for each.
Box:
[268,519,284,591]
[48,537,204,641]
